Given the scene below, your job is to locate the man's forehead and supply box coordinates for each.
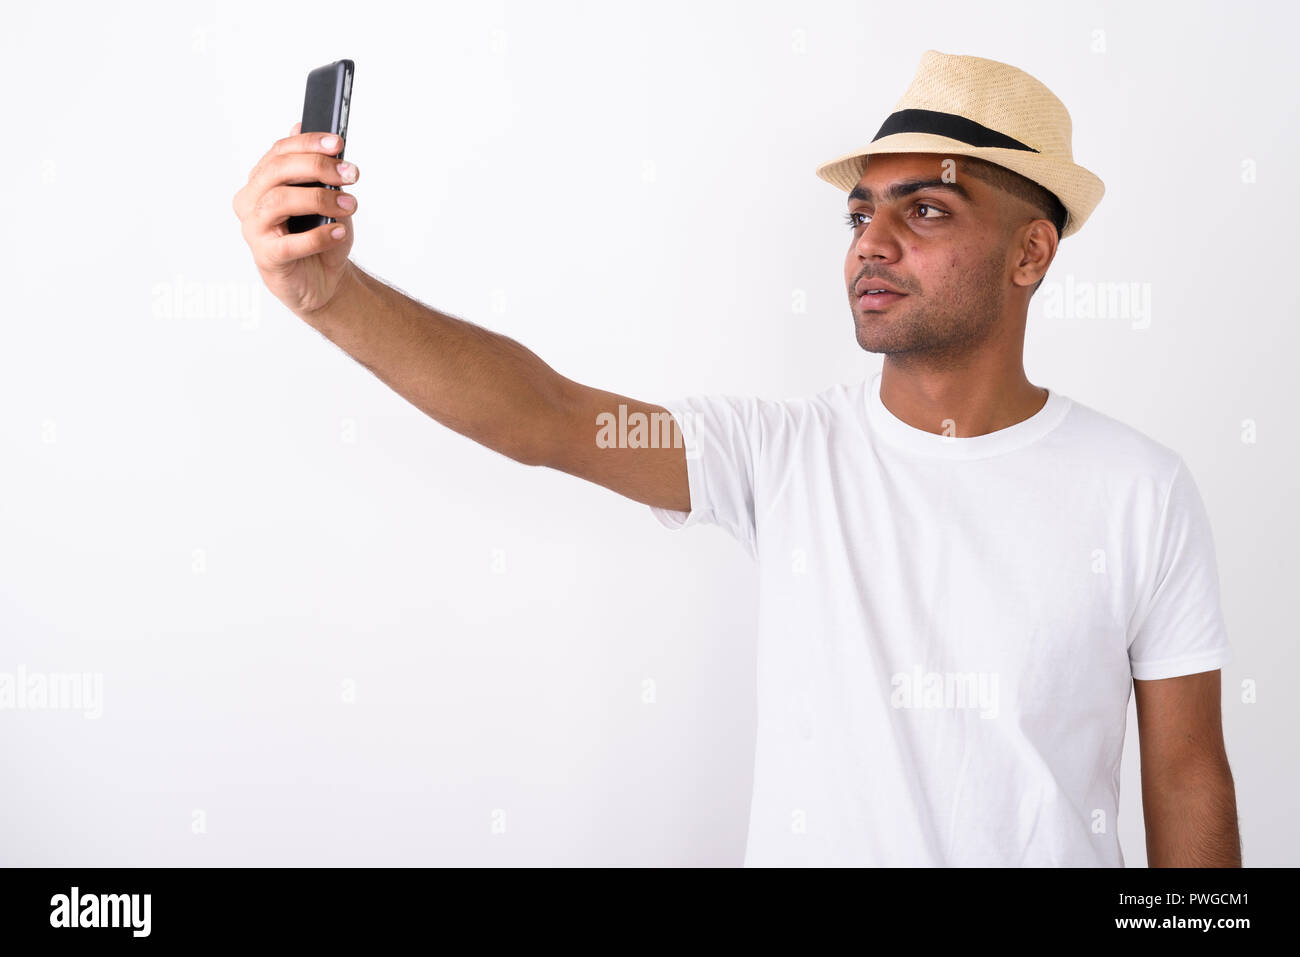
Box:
[846,153,983,206]
[852,152,961,187]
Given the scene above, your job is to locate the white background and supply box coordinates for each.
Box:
[1,0,1295,865]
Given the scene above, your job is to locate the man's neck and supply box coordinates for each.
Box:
[878,360,1048,438]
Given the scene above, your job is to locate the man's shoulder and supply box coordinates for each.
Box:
[1053,392,1184,483]
[768,379,868,424]
[666,380,867,433]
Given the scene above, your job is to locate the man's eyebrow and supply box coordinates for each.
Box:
[847,179,972,206]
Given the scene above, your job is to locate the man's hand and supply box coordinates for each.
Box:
[232,121,361,317]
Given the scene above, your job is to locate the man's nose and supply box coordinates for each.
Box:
[853,211,904,261]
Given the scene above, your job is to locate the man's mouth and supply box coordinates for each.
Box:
[854,278,906,296]
[857,290,907,309]
[855,279,908,309]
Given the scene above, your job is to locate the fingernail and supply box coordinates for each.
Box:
[337,193,356,210]
[321,134,339,151]
[337,162,356,183]
[331,226,346,239]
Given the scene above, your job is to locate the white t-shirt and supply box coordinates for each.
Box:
[649,371,1232,867]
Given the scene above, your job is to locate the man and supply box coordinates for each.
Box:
[233,50,1239,867]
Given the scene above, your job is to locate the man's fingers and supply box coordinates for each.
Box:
[250,185,358,230]
[271,130,345,159]
[237,152,359,223]
[262,220,350,268]
[246,130,347,188]
[248,151,359,196]
[290,121,301,135]
[234,127,356,230]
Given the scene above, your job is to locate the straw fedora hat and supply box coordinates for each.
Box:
[815,50,1104,238]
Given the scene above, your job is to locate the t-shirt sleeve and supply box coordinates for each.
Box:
[1126,458,1233,680]
[647,394,768,559]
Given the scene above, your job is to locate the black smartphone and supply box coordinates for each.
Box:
[286,59,354,234]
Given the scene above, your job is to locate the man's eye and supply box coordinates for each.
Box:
[844,205,947,230]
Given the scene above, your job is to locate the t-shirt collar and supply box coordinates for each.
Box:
[863,370,1072,459]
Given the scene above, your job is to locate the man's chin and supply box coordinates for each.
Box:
[853,330,893,354]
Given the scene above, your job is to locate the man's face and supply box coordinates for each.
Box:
[843,152,1019,360]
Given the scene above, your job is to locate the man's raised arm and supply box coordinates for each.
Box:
[232,124,689,514]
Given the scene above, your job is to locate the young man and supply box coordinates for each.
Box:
[232,50,1239,867]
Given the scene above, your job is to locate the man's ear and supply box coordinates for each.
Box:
[1011,218,1059,291]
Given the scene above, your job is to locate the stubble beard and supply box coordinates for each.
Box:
[852,252,1007,370]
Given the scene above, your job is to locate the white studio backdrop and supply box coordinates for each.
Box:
[1,0,1295,866]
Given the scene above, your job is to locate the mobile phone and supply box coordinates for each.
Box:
[286,59,354,234]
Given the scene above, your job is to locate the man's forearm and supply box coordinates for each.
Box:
[296,259,570,465]
[1143,766,1242,867]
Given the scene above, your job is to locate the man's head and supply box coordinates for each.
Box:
[843,152,1063,362]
